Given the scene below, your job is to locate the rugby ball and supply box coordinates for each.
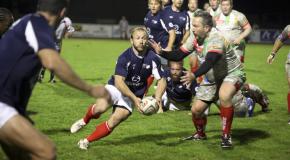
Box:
[141,96,158,116]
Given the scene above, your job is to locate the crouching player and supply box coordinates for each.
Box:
[217,83,270,117]
[162,61,198,111]
[70,27,166,150]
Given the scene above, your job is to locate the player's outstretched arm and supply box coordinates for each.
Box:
[37,49,108,98]
[165,29,176,51]
[267,39,284,64]
[154,78,167,113]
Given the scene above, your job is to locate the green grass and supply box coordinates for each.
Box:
[1,39,290,160]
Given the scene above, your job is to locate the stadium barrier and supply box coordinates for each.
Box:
[72,24,290,44]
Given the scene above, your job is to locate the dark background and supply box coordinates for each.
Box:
[0,0,289,29]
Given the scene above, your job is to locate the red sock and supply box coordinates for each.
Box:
[83,104,100,124]
[240,56,244,63]
[220,106,234,136]
[87,121,112,142]
[192,116,207,135]
[287,93,290,114]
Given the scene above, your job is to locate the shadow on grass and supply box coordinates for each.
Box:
[212,128,270,145]
[48,83,88,99]
[244,68,261,73]
[41,128,70,135]
[103,131,191,147]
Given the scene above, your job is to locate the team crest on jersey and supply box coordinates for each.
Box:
[169,16,174,19]
[132,75,141,83]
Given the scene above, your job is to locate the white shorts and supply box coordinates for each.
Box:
[105,84,133,113]
[0,102,18,128]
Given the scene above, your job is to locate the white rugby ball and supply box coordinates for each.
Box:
[141,96,158,116]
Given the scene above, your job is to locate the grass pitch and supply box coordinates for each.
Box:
[1,39,290,160]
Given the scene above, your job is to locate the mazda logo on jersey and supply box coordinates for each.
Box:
[132,75,141,83]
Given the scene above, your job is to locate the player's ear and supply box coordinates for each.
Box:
[130,36,133,45]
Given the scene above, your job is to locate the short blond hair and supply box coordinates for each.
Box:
[148,0,162,4]
[130,27,148,39]
[221,0,233,6]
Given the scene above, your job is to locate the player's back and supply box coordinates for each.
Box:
[0,13,55,114]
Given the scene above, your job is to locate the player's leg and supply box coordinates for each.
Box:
[78,107,131,150]
[38,67,46,82]
[184,99,209,140]
[71,85,112,133]
[70,97,111,133]
[183,84,217,140]
[0,111,56,160]
[218,81,240,148]
[49,71,56,83]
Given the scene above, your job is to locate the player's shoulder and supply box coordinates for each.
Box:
[284,25,290,32]
[117,48,132,61]
[232,10,245,17]
[209,28,223,39]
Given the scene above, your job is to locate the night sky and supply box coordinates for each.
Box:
[0,0,289,28]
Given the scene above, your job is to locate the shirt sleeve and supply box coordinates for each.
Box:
[25,16,56,53]
[205,34,225,54]
[160,10,175,31]
[278,25,290,42]
[237,12,250,28]
[115,56,128,78]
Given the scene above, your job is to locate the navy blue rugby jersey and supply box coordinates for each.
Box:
[108,48,164,98]
[0,13,56,114]
[164,68,197,102]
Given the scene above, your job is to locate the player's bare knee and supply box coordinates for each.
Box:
[191,107,202,117]
[94,99,109,113]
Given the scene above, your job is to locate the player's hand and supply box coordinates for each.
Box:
[267,53,276,64]
[181,71,196,86]
[148,39,163,54]
[155,97,163,113]
[133,97,143,113]
[232,38,241,45]
[163,46,172,52]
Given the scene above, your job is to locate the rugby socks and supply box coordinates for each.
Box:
[240,56,244,63]
[287,93,290,114]
[192,116,207,135]
[83,104,100,124]
[220,106,234,136]
[87,121,112,142]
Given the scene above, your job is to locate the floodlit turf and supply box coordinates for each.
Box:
[1,39,290,159]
